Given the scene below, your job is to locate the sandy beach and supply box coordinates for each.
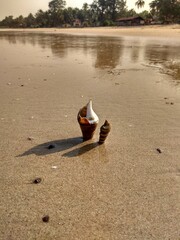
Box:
[1,24,180,38]
[0,26,180,239]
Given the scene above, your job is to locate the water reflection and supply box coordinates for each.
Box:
[145,44,173,64]
[130,43,141,63]
[94,37,123,69]
[0,32,180,83]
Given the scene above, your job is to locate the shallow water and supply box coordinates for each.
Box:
[0,32,180,85]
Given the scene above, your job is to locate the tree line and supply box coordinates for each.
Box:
[0,0,180,28]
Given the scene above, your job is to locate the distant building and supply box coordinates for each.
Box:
[116,16,145,26]
[73,19,81,27]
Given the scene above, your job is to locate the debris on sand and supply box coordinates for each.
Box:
[33,178,42,184]
[42,215,49,223]
[156,148,162,153]
[27,137,34,141]
[47,144,56,149]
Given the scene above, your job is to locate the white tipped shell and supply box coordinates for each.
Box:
[86,100,99,124]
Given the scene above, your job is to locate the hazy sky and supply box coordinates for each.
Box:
[0,0,151,20]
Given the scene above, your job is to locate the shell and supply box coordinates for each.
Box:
[86,100,99,124]
[99,120,111,144]
[77,100,99,141]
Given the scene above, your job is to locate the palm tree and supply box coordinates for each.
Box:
[135,0,145,9]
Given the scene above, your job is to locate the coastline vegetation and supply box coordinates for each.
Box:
[0,0,179,28]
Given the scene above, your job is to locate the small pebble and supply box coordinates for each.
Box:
[170,102,174,105]
[42,215,49,222]
[156,148,162,153]
[47,144,55,149]
[33,178,42,184]
[27,137,34,141]
[21,84,24,87]
[7,83,11,85]
[51,166,57,169]
[164,97,168,100]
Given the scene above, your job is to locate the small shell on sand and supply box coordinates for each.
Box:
[99,120,111,144]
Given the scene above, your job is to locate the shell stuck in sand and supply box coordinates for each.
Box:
[77,100,99,141]
[99,120,111,144]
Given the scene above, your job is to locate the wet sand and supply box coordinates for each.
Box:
[0,28,180,239]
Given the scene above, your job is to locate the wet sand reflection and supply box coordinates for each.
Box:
[0,32,180,84]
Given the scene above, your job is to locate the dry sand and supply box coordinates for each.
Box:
[1,24,180,39]
[0,26,180,240]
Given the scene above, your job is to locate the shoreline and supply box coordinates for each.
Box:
[0,24,180,39]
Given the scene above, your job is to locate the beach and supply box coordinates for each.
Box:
[0,26,180,239]
[1,24,180,38]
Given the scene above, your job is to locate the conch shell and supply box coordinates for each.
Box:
[99,120,111,144]
[77,100,99,141]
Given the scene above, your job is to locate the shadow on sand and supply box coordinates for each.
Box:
[18,137,99,158]
[62,142,99,158]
